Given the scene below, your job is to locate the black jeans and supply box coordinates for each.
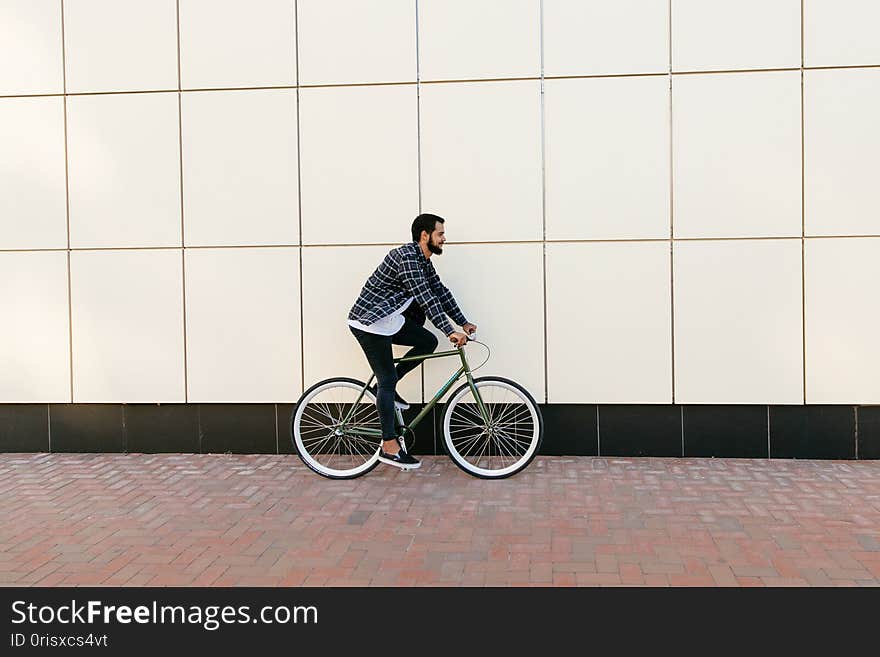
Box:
[350,319,439,441]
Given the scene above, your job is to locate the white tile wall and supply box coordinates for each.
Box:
[182,89,299,247]
[66,92,181,248]
[0,97,67,250]
[422,243,545,403]
[2,1,879,406]
[420,81,542,243]
[805,68,880,237]
[805,238,880,404]
[298,0,415,85]
[673,72,802,239]
[185,248,301,402]
[0,0,64,95]
[547,242,672,403]
[805,0,880,67]
[179,0,296,89]
[63,0,178,93]
[674,240,804,404]
[300,246,422,403]
[299,85,418,245]
[544,76,670,241]
[673,0,801,72]
[0,252,70,403]
[418,0,540,81]
[543,0,669,76]
[70,250,185,402]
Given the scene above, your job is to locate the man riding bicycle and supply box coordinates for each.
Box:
[348,214,477,470]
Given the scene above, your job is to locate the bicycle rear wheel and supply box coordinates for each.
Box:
[442,376,543,479]
[291,377,381,479]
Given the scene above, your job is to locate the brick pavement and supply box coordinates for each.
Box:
[1,454,879,587]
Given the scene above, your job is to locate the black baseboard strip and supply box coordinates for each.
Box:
[1,403,875,460]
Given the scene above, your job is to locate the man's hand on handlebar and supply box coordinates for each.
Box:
[462,322,477,336]
[449,331,469,347]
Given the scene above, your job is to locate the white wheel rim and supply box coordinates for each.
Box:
[293,381,381,477]
[443,380,539,477]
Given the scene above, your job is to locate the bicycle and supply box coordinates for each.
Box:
[290,335,543,479]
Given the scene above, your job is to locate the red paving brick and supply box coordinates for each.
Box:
[0,454,879,587]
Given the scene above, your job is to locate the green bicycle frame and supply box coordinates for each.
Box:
[340,344,490,438]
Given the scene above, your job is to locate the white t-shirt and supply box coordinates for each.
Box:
[347,297,414,336]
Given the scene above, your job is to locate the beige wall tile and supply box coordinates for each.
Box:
[179,0,296,89]
[673,72,801,238]
[805,0,880,67]
[805,238,880,403]
[418,0,539,81]
[543,0,668,76]
[182,89,298,247]
[0,0,63,95]
[673,0,800,71]
[185,247,301,402]
[545,76,669,240]
[805,68,880,237]
[63,0,178,93]
[674,240,803,404]
[298,0,415,85]
[0,252,70,402]
[71,249,184,402]
[67,92,181,248]
[299,85,418,245]
[547,242,672,403]
[420,81,542,242]
[0,97,67,249]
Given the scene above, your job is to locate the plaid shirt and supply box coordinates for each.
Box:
[348,242,468,337]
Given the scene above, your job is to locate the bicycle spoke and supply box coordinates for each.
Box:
[449,424,484,436]
[473,430,491,465]
[491,403,516,426]
[314,402,339,423]
[304,432,337,455]
[299,407,331,425]
[300,405,336,428]
[452,403,486,426]
[494,428,526,456]
[493,402,529,427]
[493,414,534,438]
[449,421,488,443]
[452,430,487,456]
[493,428,533,448]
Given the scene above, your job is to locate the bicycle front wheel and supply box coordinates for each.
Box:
[291,377,381,479]
[442,376,543,479]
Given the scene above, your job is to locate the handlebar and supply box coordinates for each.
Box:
[451,330,477,348]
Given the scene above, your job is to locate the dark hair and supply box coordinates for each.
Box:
[411,213,444,242]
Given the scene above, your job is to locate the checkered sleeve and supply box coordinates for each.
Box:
[435,279,467,327]
[399,252,456,336]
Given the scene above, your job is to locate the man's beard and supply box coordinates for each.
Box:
[428,241,443,255]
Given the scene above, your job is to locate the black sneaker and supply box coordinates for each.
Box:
[378,448,421,470]
[369,387,410,410]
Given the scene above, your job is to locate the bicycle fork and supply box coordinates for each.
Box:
[459,347,491,426]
